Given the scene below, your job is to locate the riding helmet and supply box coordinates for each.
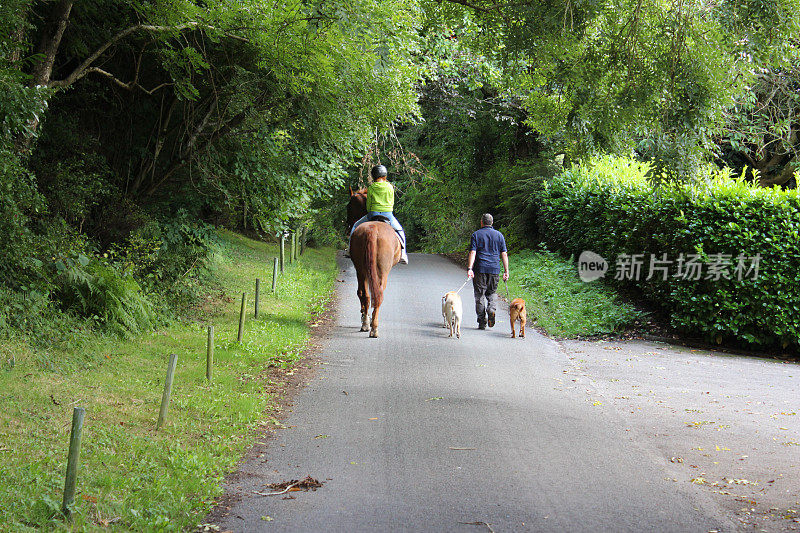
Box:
[371,165,388,179]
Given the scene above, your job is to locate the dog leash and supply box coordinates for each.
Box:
[453,279,469,294]
[504,279,510,300]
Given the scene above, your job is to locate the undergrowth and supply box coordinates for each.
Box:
[507,249,646,338]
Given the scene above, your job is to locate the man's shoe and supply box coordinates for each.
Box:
[477,323,486,330]
[487,311,495,328]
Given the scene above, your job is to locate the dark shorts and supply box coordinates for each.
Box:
[472,272,499,326]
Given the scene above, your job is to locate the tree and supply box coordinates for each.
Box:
[429,0,800,181]
[720,60,800,187]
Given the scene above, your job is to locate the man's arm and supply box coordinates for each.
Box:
[501,251,509,281]
[467,250,476,279]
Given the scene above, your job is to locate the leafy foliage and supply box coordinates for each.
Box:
[53,255,156,337]
[529,156,800,350]
[428,0,800,181]
[0,0,422,345]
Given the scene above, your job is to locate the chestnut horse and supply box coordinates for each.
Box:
[346,187,401,337]
[346,187,368,231]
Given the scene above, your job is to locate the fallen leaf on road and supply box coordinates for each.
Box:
[254,476,324,496]
[458,521,495,532]
[426,397,444,401]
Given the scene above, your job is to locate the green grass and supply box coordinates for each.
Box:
[0,228,337,531]
[506,249,645,337]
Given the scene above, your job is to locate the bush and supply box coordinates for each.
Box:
[529,155,800,350]
[108,210,217,312]
[52,251,156,337]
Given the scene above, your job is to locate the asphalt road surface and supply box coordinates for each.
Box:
[213,253,799,532]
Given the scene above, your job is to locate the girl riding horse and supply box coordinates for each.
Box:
[347,165,408,264]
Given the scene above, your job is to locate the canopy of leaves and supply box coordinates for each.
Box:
[0,0,421,336]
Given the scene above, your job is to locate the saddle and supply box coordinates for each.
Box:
[367,214,391,224]
[364,215,402,245]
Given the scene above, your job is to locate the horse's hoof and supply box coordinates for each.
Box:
[369,330,378,338]
[360,326,369,332]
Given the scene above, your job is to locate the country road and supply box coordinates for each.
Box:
[212,253,799,532]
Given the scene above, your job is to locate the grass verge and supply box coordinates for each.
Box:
[0,228,337,532]
[506,249,645,337]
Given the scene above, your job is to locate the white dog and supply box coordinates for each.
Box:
[441,291,462,339]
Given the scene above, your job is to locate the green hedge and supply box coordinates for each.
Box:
[532,156,800,350]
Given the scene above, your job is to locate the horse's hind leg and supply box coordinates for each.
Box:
[369,289,384,338]
[357,272,370,332]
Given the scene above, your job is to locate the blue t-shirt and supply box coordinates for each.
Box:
[469,226,507,274]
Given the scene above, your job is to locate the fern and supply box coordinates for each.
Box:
[54,256,156,337]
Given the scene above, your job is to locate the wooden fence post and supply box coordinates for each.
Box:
[272,257,278,293]
[280,234,285,273]
[206,326,214,382]
[300,226,307,255]
[61,407,86,518]
[254,278,260,318]
[237,292,246,342]
[157,354,179,431]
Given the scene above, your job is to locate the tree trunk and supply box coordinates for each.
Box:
[16,0,74,152]
[129,97,178,195]
[30,0,74,86]
[9,5,29,65]
[759,159,796,187]
[144,110,248,196]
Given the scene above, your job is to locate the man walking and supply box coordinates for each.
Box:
[467,213,509,329]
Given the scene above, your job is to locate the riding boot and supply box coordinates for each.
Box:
[397,230,408,264]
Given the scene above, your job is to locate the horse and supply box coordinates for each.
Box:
[350,220,401,337]
[346,187,400,337]
[346,187,368,231]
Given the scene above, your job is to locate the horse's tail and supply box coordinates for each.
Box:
[364,228,382,310]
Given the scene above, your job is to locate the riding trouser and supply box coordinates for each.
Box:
[350,211,406,249]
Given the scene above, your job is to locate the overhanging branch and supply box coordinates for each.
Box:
[85,67,173,95]
[49,22,249,89]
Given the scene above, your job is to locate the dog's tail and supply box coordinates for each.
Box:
[510,300,524,311]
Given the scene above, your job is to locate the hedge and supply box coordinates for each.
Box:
[532,156,800,350]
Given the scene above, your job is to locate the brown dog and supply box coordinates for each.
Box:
[509,298,527,338]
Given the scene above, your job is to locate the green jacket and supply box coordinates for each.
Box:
[367,180,394,212]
